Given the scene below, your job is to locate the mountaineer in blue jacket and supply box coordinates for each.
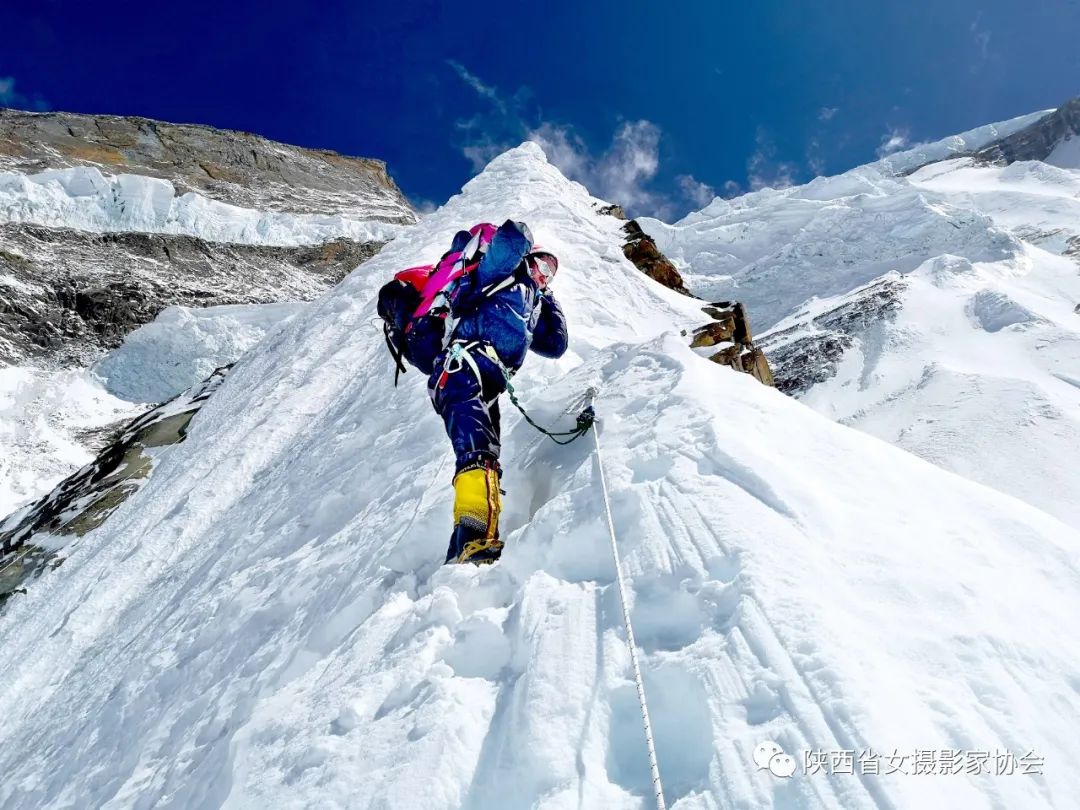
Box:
[378,220,568,564]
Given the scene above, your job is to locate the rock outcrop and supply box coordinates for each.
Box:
[0,223,381,366]
[596,203,627,220]
[760,274,907,395]
[688,301,774,386]
[621,219,691,295]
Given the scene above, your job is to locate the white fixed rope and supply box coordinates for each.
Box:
[592,420,668,810]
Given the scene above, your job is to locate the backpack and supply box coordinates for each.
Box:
[378,220,536,383]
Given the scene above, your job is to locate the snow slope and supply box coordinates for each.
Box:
[1047,134,1080,169]
[0,167,404,247]
[641,112,1080,529]
[0,143,1078,809]
[0,301,306,517]
[641,167,1020,331]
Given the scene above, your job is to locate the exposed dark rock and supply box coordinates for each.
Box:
[621,219,691,295]
[597,203,627,220]
[764,333,854,395]
[973,98,1080,166]
[690,319,735,348]
[0,109,416,222]
[692,301,774,386]
[619,220,771,385]
[761,275,907,395]
[0,222,383,366]
[0,366,231,608]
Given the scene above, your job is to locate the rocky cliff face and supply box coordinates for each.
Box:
[0,109,415,221]
[760,275,907,395]
[0,222,380,366]
[0,110,417,372]
[973,98,1080,166]
[0,109,416,517]
[620,219,691,295]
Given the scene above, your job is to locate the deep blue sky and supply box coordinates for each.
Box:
[4,0,1079,219]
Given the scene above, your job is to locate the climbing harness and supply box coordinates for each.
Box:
[592,414,668,810]
[439,341,595,446]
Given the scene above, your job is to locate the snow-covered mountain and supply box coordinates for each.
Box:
[0,142,1077,810]
[643,101,1080,529]
[0,109,415,221]
[0,110,416,516]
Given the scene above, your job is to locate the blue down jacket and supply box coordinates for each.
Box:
[448,220,568,371]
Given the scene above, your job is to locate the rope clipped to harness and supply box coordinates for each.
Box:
[443,341,595,446]
[504,379,594,445]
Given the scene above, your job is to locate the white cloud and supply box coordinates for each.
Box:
[528,120,665,214]
[0,76,49,111]
[721,179,743,198]
[411,197,438,216]
[462,139,511,172]
[876,127,911,157]
[818,106,839,122]
[806,137,826,177]
[526,122,589,180]
[969,11,992,68]
[676,174,716,207]
[747,129,798,191]
[596,120,662,209]
[447,63,707,218]
[447,61,506,115]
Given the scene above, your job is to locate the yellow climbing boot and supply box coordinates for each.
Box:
[448,463,503,564]
[453,464,501,536]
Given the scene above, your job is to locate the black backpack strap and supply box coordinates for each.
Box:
[383,323,409,386]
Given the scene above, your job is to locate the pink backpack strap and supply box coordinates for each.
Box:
[407,224,500,319]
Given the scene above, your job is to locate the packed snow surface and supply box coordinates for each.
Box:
[0,366,144,516]
[93,302,307,403]
[0,166,404,246]
[0,143,1078,810]
[1046,134,1080,169]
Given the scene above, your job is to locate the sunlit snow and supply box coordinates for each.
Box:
[0,143,1077,810]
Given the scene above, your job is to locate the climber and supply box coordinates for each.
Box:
[377,220,568,564]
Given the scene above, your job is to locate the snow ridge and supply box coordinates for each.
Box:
[0,142,1077,810]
